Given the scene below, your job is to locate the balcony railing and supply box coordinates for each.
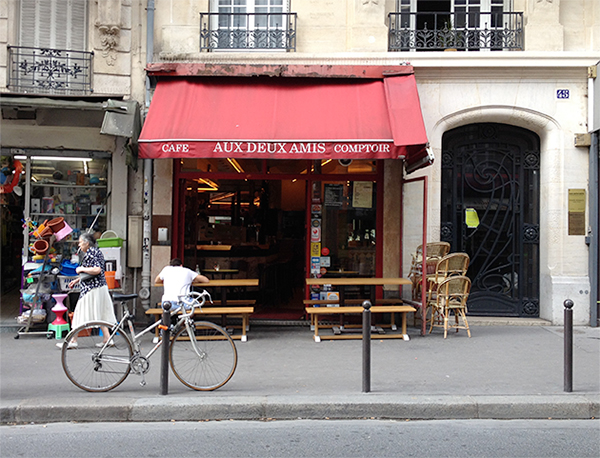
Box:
[200,12,297,51]
[7,46,93,95]
[388,11,523,51]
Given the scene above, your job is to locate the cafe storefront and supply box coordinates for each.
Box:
[139,64,432,319]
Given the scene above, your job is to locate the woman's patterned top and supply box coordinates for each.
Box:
[79,246,107,297]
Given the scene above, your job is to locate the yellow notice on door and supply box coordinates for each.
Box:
[465,208,480,228]
[311,243,321,257]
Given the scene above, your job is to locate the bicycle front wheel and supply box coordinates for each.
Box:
[170,320,238,391]
[61,322,133,392]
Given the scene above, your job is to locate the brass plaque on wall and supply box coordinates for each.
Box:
[568,189,586,235]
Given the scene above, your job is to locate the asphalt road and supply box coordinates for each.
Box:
[1,419,599,458]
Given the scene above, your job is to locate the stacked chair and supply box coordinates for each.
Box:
[426,253,472,338]
[408,242,451,301]
[429,275,472,338]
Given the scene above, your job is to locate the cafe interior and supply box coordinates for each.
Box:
[176,157,381,320]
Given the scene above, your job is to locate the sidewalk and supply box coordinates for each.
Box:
[1,315,599,424]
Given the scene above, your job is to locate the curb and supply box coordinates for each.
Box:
[2,394,598,424]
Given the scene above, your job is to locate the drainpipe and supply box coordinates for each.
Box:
[590,132,598,327]
[588,65,599,327]
[139,0,155,311]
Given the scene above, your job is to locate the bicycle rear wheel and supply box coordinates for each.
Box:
[170,320,238,391]
[61,322,133,392]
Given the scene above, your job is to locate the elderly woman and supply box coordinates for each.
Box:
[57,232,116,349]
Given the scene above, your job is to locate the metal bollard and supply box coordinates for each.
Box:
[160,301,172,395]
[362,300,372,393]
[564,299,574,393]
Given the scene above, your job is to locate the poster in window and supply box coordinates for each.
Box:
[352,181,373,208]
[324,184,344,207]
[311,243,321,257]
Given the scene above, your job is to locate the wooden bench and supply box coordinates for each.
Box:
[303,298,404,327]
[146,301,255,342]
[305,305,416,342]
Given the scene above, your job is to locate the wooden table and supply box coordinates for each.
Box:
[306,277,410,305]
[202,269,239,279]
[305,277,413,341]
[146,306,255,342]
[194,278,259,306]
[153,278,259,341]
[305,305,416,342]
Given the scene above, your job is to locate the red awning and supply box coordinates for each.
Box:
[138,73,432,172]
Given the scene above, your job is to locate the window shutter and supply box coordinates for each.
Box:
[67,0,87,50]
[18,0,37,47]
[19,0,87,50]
[54,0,68,48]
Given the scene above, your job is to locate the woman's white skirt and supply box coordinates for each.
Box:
[72,285,117,329]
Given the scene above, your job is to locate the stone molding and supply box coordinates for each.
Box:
[97,24,121,66]
[96,0,122,66]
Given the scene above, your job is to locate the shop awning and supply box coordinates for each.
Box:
[138,73,432,172]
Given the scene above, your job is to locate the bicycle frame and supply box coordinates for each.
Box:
[97,290,213,370]
[62,289,239,392]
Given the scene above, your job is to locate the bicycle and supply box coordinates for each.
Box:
[61,290,238,392]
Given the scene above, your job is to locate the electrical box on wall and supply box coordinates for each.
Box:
[127,215,143,268]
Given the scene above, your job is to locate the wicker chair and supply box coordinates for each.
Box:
[409,242,451,301]
[426,252,470,300]
[429,275,472,338]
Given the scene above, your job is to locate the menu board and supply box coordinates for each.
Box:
[324,184,344,206]
[352,181,373,208]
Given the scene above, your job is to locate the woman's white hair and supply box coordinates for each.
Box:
[79,232,97,247]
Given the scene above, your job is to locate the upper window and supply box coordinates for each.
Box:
[19,0,87,50]
[8,0,92,94]
[388,0,523,52]
[200,0,297,51]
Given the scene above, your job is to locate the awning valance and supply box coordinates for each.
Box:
[138,73,432,172]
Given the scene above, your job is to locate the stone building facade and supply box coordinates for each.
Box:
[1,0,598,326]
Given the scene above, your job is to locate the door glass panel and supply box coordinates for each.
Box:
[310,180,376,277]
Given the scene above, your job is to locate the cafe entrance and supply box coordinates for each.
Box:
[174,158,381,318]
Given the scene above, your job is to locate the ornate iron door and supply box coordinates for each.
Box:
[441,123,540,316]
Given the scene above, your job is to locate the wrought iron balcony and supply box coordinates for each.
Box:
[7,46,93,95]
[200,12,297,51]
[388,11,523,51]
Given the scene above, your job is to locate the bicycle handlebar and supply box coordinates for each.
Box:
[175,290,213,318]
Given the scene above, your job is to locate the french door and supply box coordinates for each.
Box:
[441,123,540,317]
[211,0,287,49]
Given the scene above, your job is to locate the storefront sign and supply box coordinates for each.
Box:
[212,141,392,156]
[146,141,402,160]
